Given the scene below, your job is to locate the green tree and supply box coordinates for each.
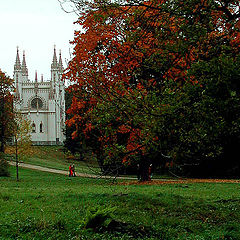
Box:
[13,112,32,181]
[64,89,86,158]
[0,152,10,177]
[65,0,240,179]
[0,69,14,153]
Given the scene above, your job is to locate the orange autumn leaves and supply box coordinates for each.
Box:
[64,0,240,164]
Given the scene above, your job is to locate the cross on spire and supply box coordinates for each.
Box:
[59,49,63,73]
[22,50,28,76]
[14,46,21,71]
[51,45,58,70]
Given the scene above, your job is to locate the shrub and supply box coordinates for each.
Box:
[0,153,10,177]
[82,206,116,231]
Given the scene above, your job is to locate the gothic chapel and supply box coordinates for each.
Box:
[13,47,66,145]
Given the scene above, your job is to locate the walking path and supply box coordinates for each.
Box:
[8,161,137,180]
[8,161,240,184]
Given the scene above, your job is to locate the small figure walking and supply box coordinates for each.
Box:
[72,164,76,177]
[69,164,73,177]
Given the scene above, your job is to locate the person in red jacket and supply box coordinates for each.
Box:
[72,164,76,177]
[69,164,73,177]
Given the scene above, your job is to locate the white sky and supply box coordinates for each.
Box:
[0,0,78,80]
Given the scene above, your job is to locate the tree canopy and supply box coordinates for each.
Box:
[0,69,14,153]
[64,0,240,179]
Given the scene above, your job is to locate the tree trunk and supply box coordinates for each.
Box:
[139,160,151,182]
[15,137,19,181]
[0,95,5,153]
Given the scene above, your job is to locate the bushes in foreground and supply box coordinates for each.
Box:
[0,153,10,177]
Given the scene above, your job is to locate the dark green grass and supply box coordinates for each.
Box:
[5,146,165,179]
[6,145,102,175]
[1,166,240,239]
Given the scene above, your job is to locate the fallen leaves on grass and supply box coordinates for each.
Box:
[119,179,240,186]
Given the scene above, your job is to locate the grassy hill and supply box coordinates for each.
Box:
[5,145,101,175]
[1,166,240,239]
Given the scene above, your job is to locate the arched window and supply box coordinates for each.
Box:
[40,122,43,133]
[32,123,36,133]
[31,98,43,109]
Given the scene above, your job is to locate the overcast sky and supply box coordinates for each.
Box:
[0,0,78,80]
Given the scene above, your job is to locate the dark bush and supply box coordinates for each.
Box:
[0,153,10,177]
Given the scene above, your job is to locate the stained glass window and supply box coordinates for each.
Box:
[31,98,43,109]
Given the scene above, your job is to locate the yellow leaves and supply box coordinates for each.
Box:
[14,113,32,142]
[13,112,32,159]
[72,130,78,139]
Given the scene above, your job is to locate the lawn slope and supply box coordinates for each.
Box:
[1,166,240,239]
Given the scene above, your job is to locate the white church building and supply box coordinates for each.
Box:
[13,47,66,145]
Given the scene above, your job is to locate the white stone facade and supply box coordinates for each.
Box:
[13,47,65,145]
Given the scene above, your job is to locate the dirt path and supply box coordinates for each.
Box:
[8,161,240,184]
[7,161,137,180]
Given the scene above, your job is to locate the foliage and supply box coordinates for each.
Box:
[11,112,32,181]
[81,206,116,230]
[64,0,240,178]
[81,205,154,238]
[64,88,88,159]
[14,112,32,159]
[0,69,14,153]
[0,152,10,177]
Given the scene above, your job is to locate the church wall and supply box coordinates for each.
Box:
[13,47,66,145]
[47,111,57,143]
[22,86,50,110]
[27,112,48,142]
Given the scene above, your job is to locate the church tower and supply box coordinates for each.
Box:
[13,46,66,145]
[13,47,22,101]
[51,45,59,97]
[58,50,65,142]
[21,50,29,82]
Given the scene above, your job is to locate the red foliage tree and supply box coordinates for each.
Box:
[65,0,240,180]
[0,69,14,153]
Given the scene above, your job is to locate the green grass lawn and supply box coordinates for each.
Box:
[5,146,170,179]
[1,166,240,239]
[5,145,102,175]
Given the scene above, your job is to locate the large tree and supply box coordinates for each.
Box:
[65,0,240,180]
[0,69,14,153]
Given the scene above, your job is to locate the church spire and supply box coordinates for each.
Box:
[51,45,58,70]
[14,46,21,71]
[34,70,39,95]
[15,74,20,100]
[58,50,63,73]
[22,50,28,76]
[35,70,38,82]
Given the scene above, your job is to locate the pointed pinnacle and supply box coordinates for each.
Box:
[14,46,21,71]
[22,50,28,76]
[51,45,58,69]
